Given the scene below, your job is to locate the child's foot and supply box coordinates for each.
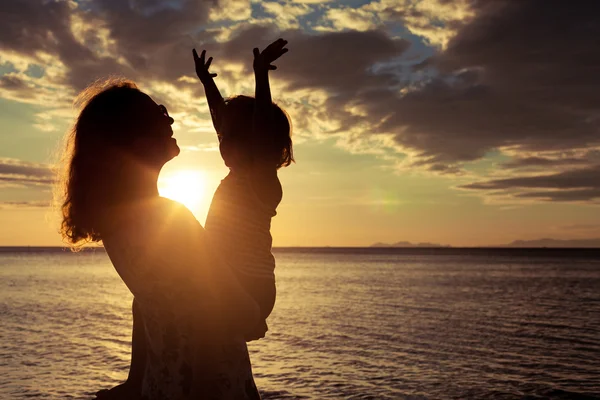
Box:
[244,320,268,342]
[94,381,140,400]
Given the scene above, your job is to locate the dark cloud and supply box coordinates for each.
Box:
[223,26,408,92]
[0,0,131,90]
[215,24,409,133]
[0,75,28,90]
[368,0,600,167]
[0,0,69,56]
[515,189,600,202]
[0,74,35,99]
[460,165,600,202]
[498,150,600,170]
[0,0,218,90]
[0,158,53,186]
[500,157,590,169]
[91,0,217,83]
[215,1,600,184]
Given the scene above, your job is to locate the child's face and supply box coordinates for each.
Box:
[219,137,253,169]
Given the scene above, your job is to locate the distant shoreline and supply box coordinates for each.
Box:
[2,246,600,253]
[371,238,600,249]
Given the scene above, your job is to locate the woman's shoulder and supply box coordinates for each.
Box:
[151,197,205,235]
[105,197,202,242]
[155,196,197,219]
[103,197,208,277]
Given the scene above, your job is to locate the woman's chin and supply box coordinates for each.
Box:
[168,140,181,158]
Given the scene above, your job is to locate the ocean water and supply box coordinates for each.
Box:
[1,248,600,400]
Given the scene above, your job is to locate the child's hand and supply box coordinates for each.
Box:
[193,49,217,83]
[253,38,288,73]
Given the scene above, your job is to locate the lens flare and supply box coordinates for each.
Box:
[158,170,205,213]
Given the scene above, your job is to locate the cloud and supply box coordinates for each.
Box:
[199,24,410,143]
[210,0,252,22]
[460,165,600,203]
[317,7,379,32]
[260,2,313,30]
[298,0,600,203]
[497,150,600,170]
[392,0,474,47]
[0,201,50,209]
[557,223,600,233]
[218,26,408,97]
[0,1,410,145]
[0,0,220,93]
[1,0,599,206]
[0,158,54,187]
[388,0,600,165]
[500,157,591,170]
[315,0,474,46]
[0,74,29,92]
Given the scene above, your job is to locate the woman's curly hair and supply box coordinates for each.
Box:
[57,78,143,248]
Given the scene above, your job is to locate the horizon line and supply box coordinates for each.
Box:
[1,245,600,250]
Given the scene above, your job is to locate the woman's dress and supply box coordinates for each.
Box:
[102,198,261,400]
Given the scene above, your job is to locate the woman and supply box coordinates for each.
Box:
[58,79,262,399]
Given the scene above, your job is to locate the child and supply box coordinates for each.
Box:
[193,38,293,340]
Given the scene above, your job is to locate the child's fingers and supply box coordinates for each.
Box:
[269,65,277,70]
[206,57,213,69]
[192,48,199,60]
[253,47,260,58]
[278,48,288,58]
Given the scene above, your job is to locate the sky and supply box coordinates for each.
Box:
[0,0,599,247]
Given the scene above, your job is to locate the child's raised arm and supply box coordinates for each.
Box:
[193,49,225,137]
[252,39,288,158]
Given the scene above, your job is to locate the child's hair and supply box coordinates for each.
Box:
[219,95,293,169]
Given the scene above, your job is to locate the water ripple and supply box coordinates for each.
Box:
[1,250,600,399]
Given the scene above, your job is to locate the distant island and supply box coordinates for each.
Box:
[371,238,600,248]
[501,238,600,248]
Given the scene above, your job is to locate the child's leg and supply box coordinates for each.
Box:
[244,279,275,342]
[95,299,146,399]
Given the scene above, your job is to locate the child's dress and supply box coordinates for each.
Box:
[205,169,281,340]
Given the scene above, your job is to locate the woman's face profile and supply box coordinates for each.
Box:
[130,92,180,166]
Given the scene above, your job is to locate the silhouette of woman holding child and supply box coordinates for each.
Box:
[58,39,293,399]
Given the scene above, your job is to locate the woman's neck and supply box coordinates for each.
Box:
[122,160,161,202]
[96,159,162,236]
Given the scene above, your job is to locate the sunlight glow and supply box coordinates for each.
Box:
[159,170,206,213]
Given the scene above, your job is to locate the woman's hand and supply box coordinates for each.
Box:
[253,38,288,73]
[193,49,217,84]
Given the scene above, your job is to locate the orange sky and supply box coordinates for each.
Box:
[1,0,599,246]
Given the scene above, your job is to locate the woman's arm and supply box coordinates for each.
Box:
[193,49,225,137]
[106,199,259,338]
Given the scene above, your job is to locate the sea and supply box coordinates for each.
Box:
[1,247,599,400]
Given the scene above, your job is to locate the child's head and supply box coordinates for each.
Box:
[218,95,293,169]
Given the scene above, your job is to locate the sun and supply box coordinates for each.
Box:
[158,170,206,213]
